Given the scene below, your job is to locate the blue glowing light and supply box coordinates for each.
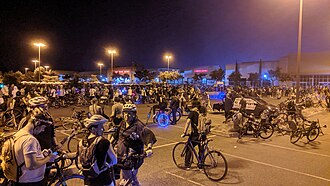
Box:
[263,74,267,78]
[157,113,170,127]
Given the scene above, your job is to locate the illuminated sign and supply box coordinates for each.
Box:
[194,69,208,73]
[114,70,130,74]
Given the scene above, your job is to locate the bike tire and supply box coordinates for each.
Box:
[62,120,75,130]
[169,110,182,122]
[290,129,302,144]
[238,126,247,139]
[203,150,228,181]
[172,142,193,169]
[54,174,84,186]
[259,123,274,139]
[307,127,320,141]
[67,131,86,152]
[2,109,23,128]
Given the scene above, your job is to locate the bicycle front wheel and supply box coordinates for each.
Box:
[172,142,193,169]
[54,174,84,186]
[203,150,228,181]
[290,129,302,144]
[307,127,320,141]
[259,123,274,139]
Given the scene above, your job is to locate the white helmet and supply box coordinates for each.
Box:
[83,115,107,129]
[123,103,137,113]
[28,96,48,108]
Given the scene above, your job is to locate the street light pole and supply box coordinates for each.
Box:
[32,60,39,70]
[34,43,46,82]
[165,55,172,71]
[296,0,303,103]
[108,50,116,82]
[98,63,104,76]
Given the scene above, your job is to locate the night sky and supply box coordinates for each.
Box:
[1,0,330,72]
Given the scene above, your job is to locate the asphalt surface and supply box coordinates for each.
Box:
[47,97,330,186]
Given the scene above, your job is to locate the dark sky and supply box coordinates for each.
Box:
[1,0,330,72]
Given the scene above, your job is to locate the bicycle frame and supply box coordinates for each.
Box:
[183,137,210,166]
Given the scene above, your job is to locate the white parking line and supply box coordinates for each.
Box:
[260,143,330,158]
[153,142,179,149]
[222,152,330,182]
[165,171,206,186]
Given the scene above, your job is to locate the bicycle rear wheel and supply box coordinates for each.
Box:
[67,131,86,152]
[172,142,193,169]
[170,110,182,122]
[203,150,228,181]
[290,129,302,144]
[259,123,274,139]
[307,127,320,141]
[54,174,84,186]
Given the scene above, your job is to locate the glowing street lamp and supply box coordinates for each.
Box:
[33,43,46,81]
[32,60,39,70]
[165,55,172,71]
[107,49,117,82]
[24,68,29,74]
[98,63,104,76]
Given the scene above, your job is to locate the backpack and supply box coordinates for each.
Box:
[79,136,110,179]
[198,113,212,135]
[1,133,29,182]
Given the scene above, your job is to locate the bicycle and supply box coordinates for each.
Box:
[172,134,228,181]
[1,108,24,129]
[290,118,327,144]
[46,152,84,186]
[238,112,274,140]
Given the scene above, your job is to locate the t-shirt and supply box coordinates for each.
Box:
[187,110,199,135]
[14,131,45,183]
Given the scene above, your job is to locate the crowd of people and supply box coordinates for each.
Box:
[1,81,330,185]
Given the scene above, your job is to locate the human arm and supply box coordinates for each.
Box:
[24,152,57,170]
[181,118,191,137]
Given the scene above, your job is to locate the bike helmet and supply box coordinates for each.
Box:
[32,113,53,127]
[83,115,107,129]
[123,103,137,113]
[28,96,48,108]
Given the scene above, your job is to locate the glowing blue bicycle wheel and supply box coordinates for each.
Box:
[157,113,170,127]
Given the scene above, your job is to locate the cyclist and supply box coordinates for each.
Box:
[169,94,179,125]
[79,115,117,186]
[117,103,157,186]
[89,98,109,120]
[18,97,58,151]
[181,100,202,169]
[9,114,58,185]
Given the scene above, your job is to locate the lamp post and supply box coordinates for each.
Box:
[165,55,172,71]
[296,0,303,103]
[107,49,117,82]
[33,43,46,81]
[98,63,104,76]
[32,60,39,70]
[24,68,28,74]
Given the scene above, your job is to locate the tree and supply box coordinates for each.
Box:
[3,71,23,85]
[228,71,242,86]
[134,69,150,82]
[210,68,225,82]
[158,71,181,82]
[248,72,260,87]
[279,73,292,82]
[192,73,207,83]
[268,67,281,86]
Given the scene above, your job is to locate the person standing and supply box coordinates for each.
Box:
[170,94,179,125]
